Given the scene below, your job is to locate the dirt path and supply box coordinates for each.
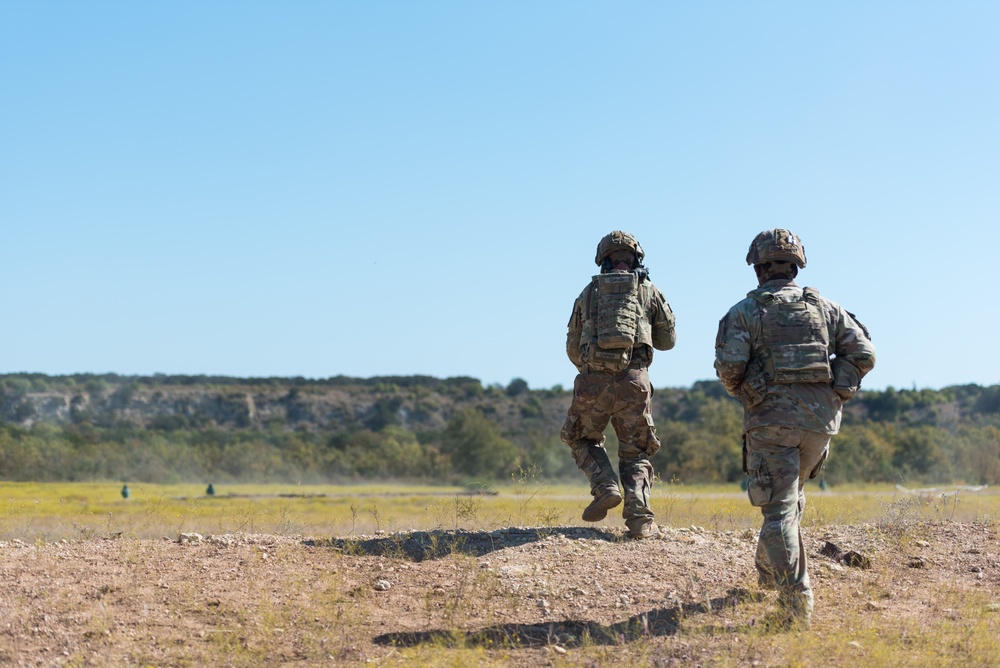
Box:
[1,521,997,666]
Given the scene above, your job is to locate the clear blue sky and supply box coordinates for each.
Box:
[2,2,998,392]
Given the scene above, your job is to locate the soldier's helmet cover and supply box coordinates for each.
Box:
[595,231,645,266]
[746,229,807,268]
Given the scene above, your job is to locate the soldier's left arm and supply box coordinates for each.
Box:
[649,285,677,351]
[829,303,876,401]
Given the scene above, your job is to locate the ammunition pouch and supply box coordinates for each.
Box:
[583,343,633,374]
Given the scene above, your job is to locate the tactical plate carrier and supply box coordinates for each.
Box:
[751,287,833,384]
[580,271,644,373]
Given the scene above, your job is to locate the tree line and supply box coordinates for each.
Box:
[0,374,997,486]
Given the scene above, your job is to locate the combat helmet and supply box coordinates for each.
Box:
[746,229,807,268]
[595,231,645,266]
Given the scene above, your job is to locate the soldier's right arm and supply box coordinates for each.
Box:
[714,308,752,397]
[566,297,585,371]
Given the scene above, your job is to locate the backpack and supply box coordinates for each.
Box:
[751,287,833,384]
[582,272,643,373]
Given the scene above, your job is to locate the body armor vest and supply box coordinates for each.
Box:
[580,272,649,373]
[750,287,833,384]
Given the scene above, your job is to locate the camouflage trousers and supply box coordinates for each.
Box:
[745,424,830,614]
[560,367,661,532]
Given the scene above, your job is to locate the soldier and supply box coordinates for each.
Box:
[715,229,875,629]
[561,231,676,539]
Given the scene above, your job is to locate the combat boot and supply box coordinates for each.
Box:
[770,587,813,631]
[573,444,621,522]
[582,486,623,522]
[626,520,660,540]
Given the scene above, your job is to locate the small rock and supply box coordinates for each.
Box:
[985,603,1000,612]
[178,532,203,544]
[843,551,872,569]
[970,566,984,573]
[866,601,882,611]
[848,641,864,651]
[908,556,927,569]
[552,645,567,655]
[374,580,391,592]
[915,540,931,548]
[820,541,844,559]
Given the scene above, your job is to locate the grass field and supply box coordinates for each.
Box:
[1,479,995,542]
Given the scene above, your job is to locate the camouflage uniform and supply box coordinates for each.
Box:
[561,232,676,538]
[714,229,875,627]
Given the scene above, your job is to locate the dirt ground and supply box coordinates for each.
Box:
[1,519,998,666]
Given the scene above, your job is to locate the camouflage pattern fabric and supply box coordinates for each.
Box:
[561,368,661,530]
[716,274,875,628]
[745,228,807,268]
[745,424,831,621]
[563,260,675,533]
[571,443,620,494]
[753,287,832,384]
[566,277,675,373]
[714,279,875,434]
[619,457,655,534]
[595,230,645,266]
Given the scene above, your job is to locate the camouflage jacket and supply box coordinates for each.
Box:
[714,279,875,434]
[566,276,676,373]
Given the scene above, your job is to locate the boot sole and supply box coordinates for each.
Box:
[582,493,623,522]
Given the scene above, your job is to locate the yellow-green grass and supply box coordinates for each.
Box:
[1,480,996,542]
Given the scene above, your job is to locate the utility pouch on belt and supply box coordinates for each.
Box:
[581,272,641,373]
[585,345,632,373]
